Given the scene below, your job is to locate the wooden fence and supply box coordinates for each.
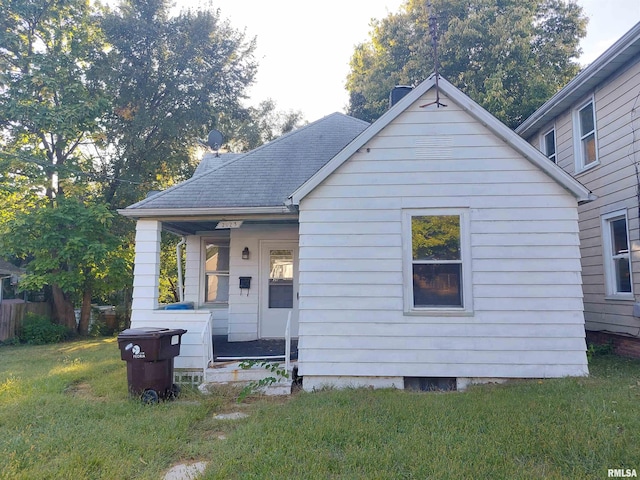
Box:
[0,300,51,342]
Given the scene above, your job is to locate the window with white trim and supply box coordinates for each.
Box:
[541,127,556,163]
[204,240,230,303]
[403,209,472,313]
[574,98,598,171]
[602,211,633,296]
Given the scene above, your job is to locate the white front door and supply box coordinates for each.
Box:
[260,242,298,338]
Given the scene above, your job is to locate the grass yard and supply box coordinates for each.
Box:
[1,338,639,479]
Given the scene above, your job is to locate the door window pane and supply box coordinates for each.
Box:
[269,250,293,308]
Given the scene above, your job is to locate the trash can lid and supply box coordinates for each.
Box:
[117,327,187,339]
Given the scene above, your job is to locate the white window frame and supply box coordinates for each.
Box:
[540,126,557,163]
[402,208,473,315]
[601,210,633,299]
[573,96,599,173]
[202,238,230,305]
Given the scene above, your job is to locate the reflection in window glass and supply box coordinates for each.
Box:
[269,250,293,308]
[413,264,462,307]
[204,241,229,303]
[604,214,632,295]
[544,129,556,163]
[578,102,597,166]
[411,215,463,308]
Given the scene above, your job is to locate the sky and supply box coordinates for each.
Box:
[178,0,640,121]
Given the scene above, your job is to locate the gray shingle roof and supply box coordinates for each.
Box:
[193,153,243,176]
[126,113,369,211]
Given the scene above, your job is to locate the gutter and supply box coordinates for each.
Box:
[516,22,640,137]
[117,206,293,218]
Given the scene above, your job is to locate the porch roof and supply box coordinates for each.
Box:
[120,113,369,217]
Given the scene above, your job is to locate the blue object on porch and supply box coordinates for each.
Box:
[164,302,194,310]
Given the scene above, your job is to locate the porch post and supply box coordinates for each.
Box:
[131,219,161,323]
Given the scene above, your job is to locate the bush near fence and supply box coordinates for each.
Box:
[0,300,51,342]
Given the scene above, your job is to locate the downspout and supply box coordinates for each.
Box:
[176,237,186,303]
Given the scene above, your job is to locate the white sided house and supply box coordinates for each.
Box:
[120,75,593,391]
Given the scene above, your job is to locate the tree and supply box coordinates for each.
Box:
[0,198,129,334]
[226,99,306,152]
[346,0,587,128]
[0,0,109,201]
[97,0,259,208]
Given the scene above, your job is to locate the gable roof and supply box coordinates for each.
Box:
[289,74,594,206]
[120,113,369,217]
[516,21,640,138]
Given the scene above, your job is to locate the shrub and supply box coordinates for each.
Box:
[19,313,71,345]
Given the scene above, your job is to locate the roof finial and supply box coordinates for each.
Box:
[420,2,447,109]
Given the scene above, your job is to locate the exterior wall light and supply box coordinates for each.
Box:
[242,247,250,260]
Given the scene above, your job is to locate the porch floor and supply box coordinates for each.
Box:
[212,335,298,361]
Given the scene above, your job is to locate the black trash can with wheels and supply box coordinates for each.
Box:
[117,327,187,403]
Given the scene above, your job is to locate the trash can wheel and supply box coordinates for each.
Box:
[141,389,159,404]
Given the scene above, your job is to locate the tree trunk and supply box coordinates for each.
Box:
[78,287,92,335]
[51,285,76,330]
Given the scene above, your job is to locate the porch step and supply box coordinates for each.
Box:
[203,361,294,396]
[199,379,293,396]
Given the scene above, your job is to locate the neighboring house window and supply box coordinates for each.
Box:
[204,240,230,303]
[403,209,472,314]
[541,128,556,163]
[574,98,598,171]
[602,211,633,297]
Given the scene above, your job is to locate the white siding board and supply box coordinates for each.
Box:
[299,309,584,325]
[299,233,401,248]
[471,233,579,246]
[312,183,566,199]
[300,271,404,285]
[473,258,581,272]
[301,349,584,365]
[343,155,541,169]
[300,363,587,379]
[474,284,583,299]
[299,322,584,338]
[300,258,400,272]
[301,336,585,351]
[473,271,582,285]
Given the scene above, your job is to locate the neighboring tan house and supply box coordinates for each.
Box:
[517,21,640,357]
[120,75,592,391]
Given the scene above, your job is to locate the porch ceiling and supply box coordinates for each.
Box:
[162,218,299,235]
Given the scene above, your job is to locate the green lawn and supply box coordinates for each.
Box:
[1,338,639,479]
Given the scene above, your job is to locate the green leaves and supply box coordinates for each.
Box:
[0,198,131,303]
[346,0,587,128]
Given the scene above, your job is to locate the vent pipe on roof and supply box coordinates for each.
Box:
[389,86,413,108]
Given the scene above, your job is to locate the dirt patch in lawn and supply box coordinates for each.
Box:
[64,381,103,401]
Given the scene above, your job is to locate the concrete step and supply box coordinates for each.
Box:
[205,361,293,384]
